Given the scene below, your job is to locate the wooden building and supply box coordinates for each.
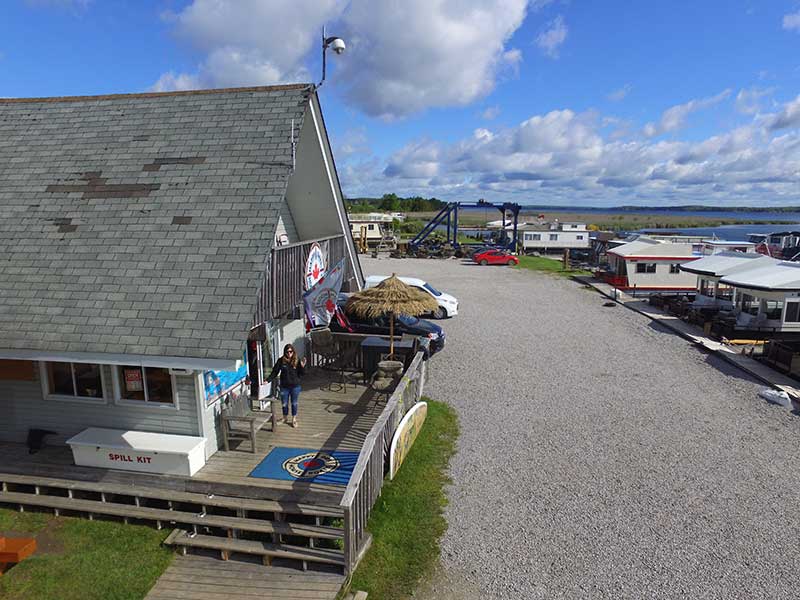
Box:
[0,84,363,458]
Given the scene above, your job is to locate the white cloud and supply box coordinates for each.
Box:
[643,89,731,137]
[783,10,800,31]
[767,94,800,130]
[153,0,344,91]
[336,0,529,119]
[607,84,632,102]
[155,0,529,119]
[735,86,774,114]
[365,94,800,206]
[535,15,568,58]
[482,105,501,120]
[334,127,370,159]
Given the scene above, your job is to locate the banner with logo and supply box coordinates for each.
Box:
[305,242,326,290]
[203,350,248,404]
[303,258,346,327]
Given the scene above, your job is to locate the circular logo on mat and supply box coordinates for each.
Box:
[283,452,340,479]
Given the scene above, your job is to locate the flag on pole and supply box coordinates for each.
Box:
[302,258,346,327]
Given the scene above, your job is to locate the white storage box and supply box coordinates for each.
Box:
[66,428,207,476]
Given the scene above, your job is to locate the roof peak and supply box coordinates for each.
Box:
[0,83,313,104]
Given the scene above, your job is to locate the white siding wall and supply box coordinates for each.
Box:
[522,230,590,250]
[275,205,299,246]
[626,261,697,289]
[270,319,306,362]
[198,373,222,459]
[0,363,201,445]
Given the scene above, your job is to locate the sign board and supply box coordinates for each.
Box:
[389,401,428,480]
[303,258,345,327]
[124,368,143,392]
[304,242,326,290]
[66,428,207,476]
[203,350,248,405]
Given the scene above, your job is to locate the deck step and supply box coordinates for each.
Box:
[0,491,343,540]
[165,529,345,568]
[0,473,342,518]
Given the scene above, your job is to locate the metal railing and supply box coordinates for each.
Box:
[339,351,427,574]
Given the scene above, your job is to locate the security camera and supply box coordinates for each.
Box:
[329,37,346,54]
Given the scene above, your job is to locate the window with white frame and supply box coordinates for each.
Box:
[765,300,784,320]
[531,233,541,241]
[549,234,558,241]
[636,263,657,273]
[785,301,800,323]
[576,235,584,240]
[43,362,104,400]
[117,366,175,405]
[669,264,681,274]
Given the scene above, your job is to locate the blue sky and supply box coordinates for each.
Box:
[2,1,800,206]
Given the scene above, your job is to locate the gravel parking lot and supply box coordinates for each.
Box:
[361,256,800,599]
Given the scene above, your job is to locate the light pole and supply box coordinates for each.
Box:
[318,26,346,88]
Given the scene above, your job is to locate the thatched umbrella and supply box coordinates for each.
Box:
[345,274,439,355]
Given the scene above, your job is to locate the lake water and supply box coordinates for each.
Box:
[436,206,800,241]
[639,223,800,241]
[516,205,800,222]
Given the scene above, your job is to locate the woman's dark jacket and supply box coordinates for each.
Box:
[267,359,305,388]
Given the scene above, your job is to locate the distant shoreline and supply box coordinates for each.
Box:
[518,204,800,213]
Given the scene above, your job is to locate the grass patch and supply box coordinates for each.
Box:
[349,399,459,600]
[515,255,592,277]
[0,509,173,600]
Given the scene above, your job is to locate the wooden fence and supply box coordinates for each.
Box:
[339,351,427,575]
[253,234,358,324]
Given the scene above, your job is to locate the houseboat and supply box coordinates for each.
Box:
[713,261,800,339]
[521,221,590,254]
[680,251,775,309]
[348,213,398,249]
[600,237,700,294]
[748,231,800,259]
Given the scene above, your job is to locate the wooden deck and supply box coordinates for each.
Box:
[0,369,385,505]
[145,554,345,600]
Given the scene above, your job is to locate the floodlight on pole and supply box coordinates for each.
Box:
[318,25,346,88]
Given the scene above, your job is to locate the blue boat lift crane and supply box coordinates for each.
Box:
[408,200,522,252]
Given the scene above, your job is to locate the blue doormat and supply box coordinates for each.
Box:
[249,447,359,486]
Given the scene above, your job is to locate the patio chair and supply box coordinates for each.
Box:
[310,327,359,392]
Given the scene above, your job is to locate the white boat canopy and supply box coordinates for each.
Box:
[680,251,777,278]
[720,260,800,292]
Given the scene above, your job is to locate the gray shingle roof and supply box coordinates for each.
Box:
[0,84,312,363]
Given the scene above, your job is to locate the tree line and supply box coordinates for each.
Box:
[346,193,447,213]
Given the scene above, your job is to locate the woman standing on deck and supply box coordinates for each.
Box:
[267,344,306,428]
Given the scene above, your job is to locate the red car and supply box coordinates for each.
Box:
[473,249,520,266]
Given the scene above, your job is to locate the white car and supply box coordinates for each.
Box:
[364,275,458,318]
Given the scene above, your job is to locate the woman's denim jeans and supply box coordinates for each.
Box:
[280,385,301,416]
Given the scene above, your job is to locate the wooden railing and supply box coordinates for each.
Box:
[339,351,427,575]
[764,340,794,372]
[253,234,359,324]
[308,332,372,372]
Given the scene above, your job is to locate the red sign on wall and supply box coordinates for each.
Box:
[124,368,143,392]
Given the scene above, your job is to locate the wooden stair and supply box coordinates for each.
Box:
[0,491,342,540]
[0,472,346,573]
[0,473,342,518]
[165,529,345,571]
